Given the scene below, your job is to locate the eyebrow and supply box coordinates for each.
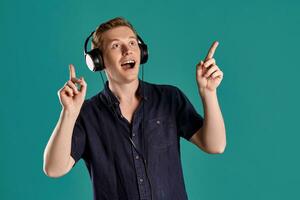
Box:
[107,36,137,43]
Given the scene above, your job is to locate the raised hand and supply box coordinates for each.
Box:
[58,64,87,115]
[196,41,224,93]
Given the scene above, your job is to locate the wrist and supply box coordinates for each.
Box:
[61,108,80,120]
[198,87,217,98]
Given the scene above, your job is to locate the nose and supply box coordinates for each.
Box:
[121,44,132,56]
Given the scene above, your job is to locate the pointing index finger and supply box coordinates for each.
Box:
[69,64,76,80]
[205,41,219,61]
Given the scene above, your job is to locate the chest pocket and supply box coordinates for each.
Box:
[145,116,178,149]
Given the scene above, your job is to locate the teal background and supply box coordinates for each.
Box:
[1,0,299,199]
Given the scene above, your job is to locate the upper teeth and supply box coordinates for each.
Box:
[122,60,135,65]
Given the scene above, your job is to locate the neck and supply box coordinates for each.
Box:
[108,79,140,104]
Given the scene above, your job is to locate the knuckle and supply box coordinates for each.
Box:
[67,80,73,86]
[68,89,74,95]
[73,87,79,93]
[66,86,72,92]
[72,77,79,83]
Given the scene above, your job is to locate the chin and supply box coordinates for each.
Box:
[120,69,140,82]
[122,76,139,84]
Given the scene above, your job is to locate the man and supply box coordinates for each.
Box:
[43,17,226,200]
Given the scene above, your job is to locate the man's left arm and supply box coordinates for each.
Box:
[189,41,226,154]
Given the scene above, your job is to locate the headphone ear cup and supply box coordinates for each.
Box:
[139,43,148,64]
[85,48,104,71]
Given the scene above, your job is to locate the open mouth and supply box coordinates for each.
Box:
[121,59,136,70]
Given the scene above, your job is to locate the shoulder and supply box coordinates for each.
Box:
[144,81,182,97]
[79,92,103,116]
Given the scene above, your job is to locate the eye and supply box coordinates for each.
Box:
[112,43,120,49]
[129,40,137,46]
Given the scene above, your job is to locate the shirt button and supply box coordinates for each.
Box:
[156,120,160,124]
[139,178,143,182]
[132,133,135,137]
[135,155,139,160]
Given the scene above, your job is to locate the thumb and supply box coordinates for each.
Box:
[78,77,87,94]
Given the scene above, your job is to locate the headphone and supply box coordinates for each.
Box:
[84,30,149,72]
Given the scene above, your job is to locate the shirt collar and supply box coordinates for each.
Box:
[102,79,148,106]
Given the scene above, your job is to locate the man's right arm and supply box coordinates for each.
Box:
[43,64,86,178]
[43,109,77,178]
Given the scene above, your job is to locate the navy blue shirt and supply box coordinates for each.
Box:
[71,80,204,200]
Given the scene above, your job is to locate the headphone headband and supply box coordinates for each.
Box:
[84,31,95,56]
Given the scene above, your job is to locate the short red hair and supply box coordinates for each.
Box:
[92,17,138,52]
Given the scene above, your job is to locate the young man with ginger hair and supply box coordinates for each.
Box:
[43,17,226,200]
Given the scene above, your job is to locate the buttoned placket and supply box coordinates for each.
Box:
[105,81,151,199]
[116,98,151,200]
[131,105,149,199]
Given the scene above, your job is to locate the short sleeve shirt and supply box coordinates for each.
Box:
[71,80,204,200]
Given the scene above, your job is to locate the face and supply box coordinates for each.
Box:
[101,26,141,85]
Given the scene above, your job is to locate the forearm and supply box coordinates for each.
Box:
[43,109,78,177]
[199,89,226,153]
